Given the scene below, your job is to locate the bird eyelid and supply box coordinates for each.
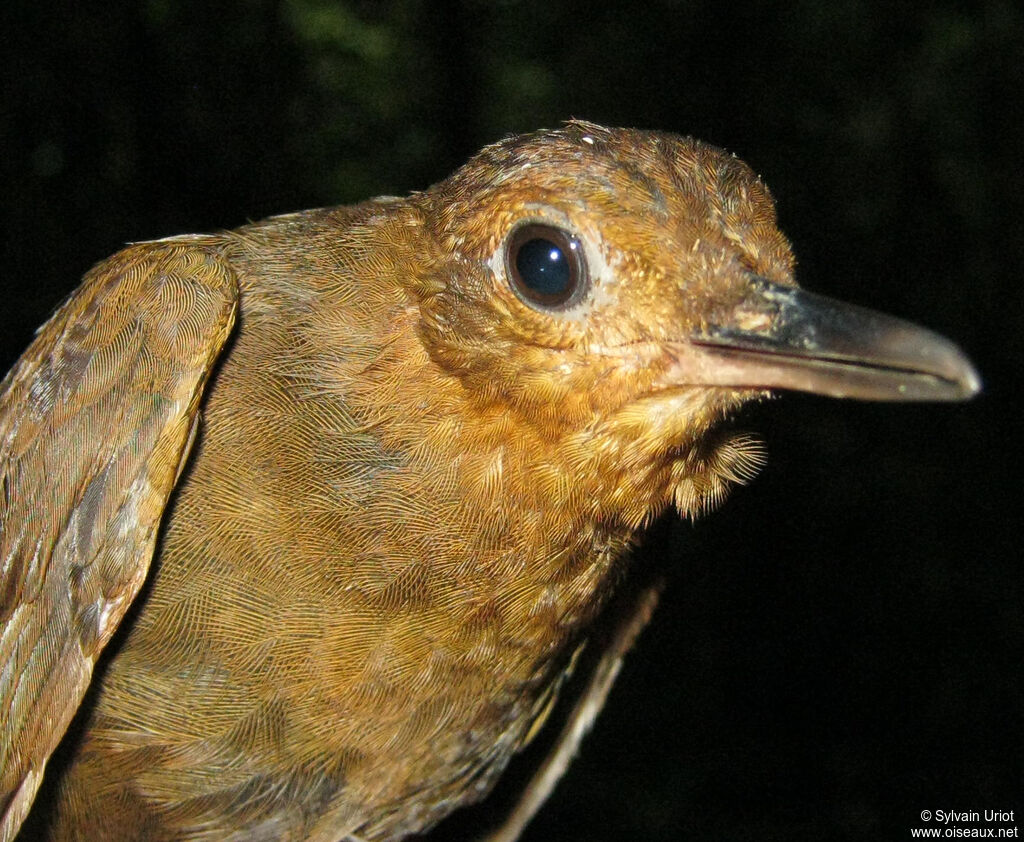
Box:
[486,207,607,318]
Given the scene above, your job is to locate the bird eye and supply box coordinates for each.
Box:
[505,223,587,309]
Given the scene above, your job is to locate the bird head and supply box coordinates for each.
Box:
[398,121,978,521]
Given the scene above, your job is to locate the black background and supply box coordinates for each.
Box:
[2,2,1019,839]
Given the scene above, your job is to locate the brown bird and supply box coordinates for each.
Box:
[0,121,978,841]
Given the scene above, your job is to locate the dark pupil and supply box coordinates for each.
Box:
[515,237,571,296]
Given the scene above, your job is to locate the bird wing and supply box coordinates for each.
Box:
[0,238,238,841]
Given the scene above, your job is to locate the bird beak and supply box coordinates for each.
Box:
[661,277,980,401]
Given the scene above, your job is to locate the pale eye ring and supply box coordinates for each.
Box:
[504,222,588,309]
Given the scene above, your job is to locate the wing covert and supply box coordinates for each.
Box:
[0,238,238,841]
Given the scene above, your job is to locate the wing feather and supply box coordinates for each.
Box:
[0,238,238,841]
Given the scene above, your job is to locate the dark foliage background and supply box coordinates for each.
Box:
[2,1,1019,839]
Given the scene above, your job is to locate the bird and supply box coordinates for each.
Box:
[0,121,979,842]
